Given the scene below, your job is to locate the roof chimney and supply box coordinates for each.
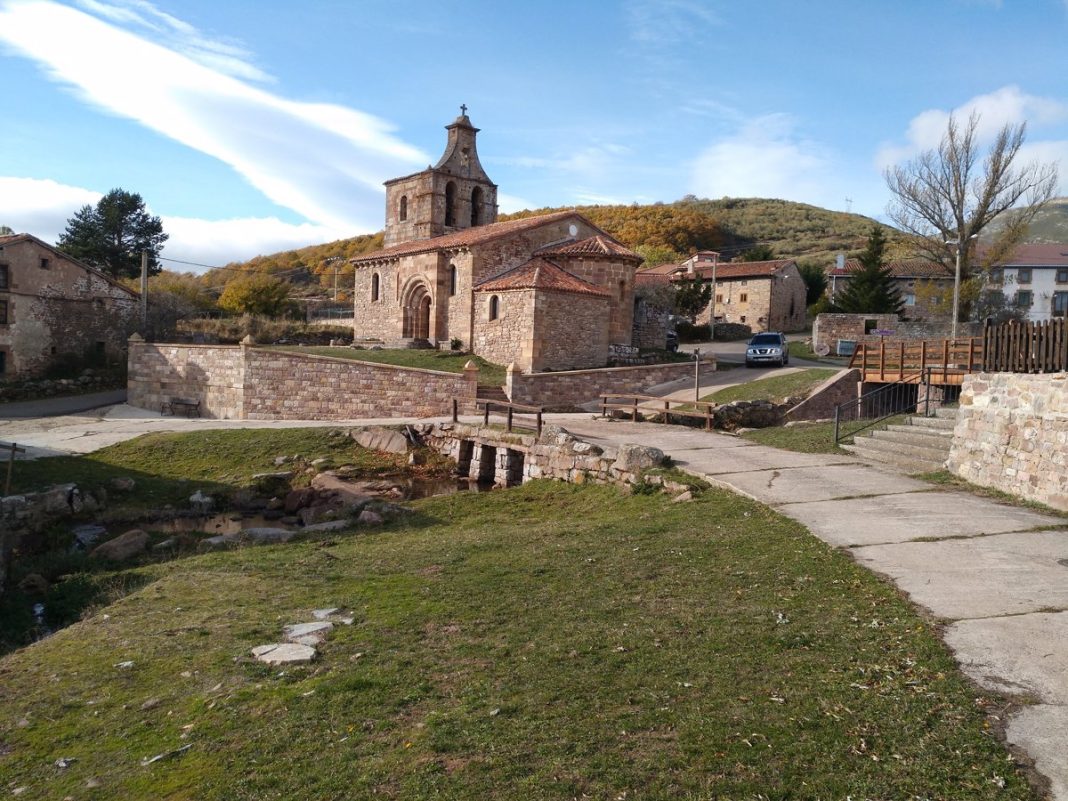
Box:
[835,253,845,270]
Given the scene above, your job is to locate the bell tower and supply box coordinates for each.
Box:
[383,107,499,247]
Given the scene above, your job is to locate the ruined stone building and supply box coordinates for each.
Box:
[0,233,139,379]
[351,110,644,372]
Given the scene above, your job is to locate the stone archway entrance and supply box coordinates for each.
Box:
[402,282,432,340]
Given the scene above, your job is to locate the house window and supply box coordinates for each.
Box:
[399,195,408,222]
[0,300,7,325]
[740,280,747,286]
[445,181,456,227]
[739,292,748,303]
[95,341,106,355]
[1053,292,1068,318]
[1017,268,1032,284]
[904,293,916,306]
[0,350,5,375]
[371,273,380,302]
[1016,290,1033,308]
[471,187,483,226]
[39,257,49,269]
[1057,269,1068,284]
[0,264,7,290]
[449,264,457,296]
[715,294,723,303]
[740,315,746,324]
[488,295,499,321]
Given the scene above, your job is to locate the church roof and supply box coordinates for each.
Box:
[474,257,611,297]
[537,234,641,261]
[352,211,584,263]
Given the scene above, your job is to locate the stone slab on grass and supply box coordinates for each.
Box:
[851,530,1068,620]
[715,463,929,505]
[352,426,409,455]
[782,491,1060,547]
[945,611,1068,704]
[1006,704,1068,800]
[251,643,316,665]
[283,621,334,646]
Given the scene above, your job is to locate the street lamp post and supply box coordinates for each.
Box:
[946,234,978,340]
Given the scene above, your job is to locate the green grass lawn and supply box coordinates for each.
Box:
[0,477,1036,798]
[788,340,851,366]
[702,367,838,405]
[741,420,847,453]
[274,346,507,387]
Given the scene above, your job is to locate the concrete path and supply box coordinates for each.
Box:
[562,418,1068,799]
[0,389,127,418]
[3,403,1065,795]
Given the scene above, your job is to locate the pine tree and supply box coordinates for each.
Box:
[57,189,168,279]
[833,225,904,314]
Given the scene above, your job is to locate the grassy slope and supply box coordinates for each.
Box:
[703,368,839,405]
[274,347,507,387]
[0,480,1035,800]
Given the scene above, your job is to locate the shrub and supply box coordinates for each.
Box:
[676,321,710,342]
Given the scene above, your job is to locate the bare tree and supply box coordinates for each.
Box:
[885,112,1058,321]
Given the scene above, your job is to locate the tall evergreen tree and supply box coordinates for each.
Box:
[57,189,168,279]
[834,225,904,314]
[674,278,712,322]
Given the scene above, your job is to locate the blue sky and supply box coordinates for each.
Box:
[1,0,1066,270]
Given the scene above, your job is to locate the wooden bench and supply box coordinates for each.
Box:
[161,398,201,417]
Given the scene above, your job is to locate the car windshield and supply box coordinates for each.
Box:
[750,334,781,345]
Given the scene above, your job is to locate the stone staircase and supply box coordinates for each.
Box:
[476,385,510,404]
[842,407,958,474]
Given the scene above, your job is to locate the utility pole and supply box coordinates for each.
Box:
[693,348,701,403]
[709,252,718,343]
[333,264,338,301]
[140,250,148,335]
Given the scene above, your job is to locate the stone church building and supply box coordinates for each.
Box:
[351,110,643,373]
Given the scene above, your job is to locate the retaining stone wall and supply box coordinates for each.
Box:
[786,369,861,422]
[947,372,1068,510]
[506,357,715,408]
[128,342,477,420]
[812,314,982,353]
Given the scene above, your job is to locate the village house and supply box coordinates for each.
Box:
[826,255,953,320]
[0,233,139,379]
[987,243,1068,321]
[350,110,644,373]
[670,251,806,332]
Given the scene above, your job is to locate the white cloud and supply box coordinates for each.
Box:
[0,0,428,233]
[876,85,1068,168]
[626,0,721,46]
[0,176,349,270]
[689,114,839,205]
[496,193,536,214]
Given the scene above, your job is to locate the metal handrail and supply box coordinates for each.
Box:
[833,368,930,444]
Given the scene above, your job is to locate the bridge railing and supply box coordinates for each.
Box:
[848,337,983,383]
[600,393,718,430]
[453,398,544,436]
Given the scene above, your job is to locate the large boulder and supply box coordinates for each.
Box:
[284,487,316,514]
[310,474,373,511]
[91,529,148,562]
[612,443,666,473]
[352,426,410,455]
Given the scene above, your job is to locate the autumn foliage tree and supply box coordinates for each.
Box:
[218,273,295,317]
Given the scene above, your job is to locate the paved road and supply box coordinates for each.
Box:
[562,418,1068,799]
[3,402,1063,796]
[0,389,127,419]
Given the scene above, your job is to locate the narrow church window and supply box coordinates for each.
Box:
[0,264,7,290]
[399,195,408,222]
[0,300,7,324]
[445,182,456,227]
[371,273,380,302]
[449,265,457,296]
[618,279,626,300]
[471,187,483,226]
[489,295,499,321]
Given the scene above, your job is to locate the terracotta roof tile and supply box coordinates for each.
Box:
[352,211,583,263]
[537,234,641,260]
[639,262,685,276]
[679,259,796,281]
[993,244,1068,268]
[828,259,952,278]
[474,257,611,297]
[635,271,674,286]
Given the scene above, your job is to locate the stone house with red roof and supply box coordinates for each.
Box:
[0,233,139,379]
[826,257,953,320]
[351,111,643,372]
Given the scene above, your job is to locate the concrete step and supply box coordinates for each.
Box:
[885,423,953,439]
[933,406,960,420]
[850,433,950,464]
[842,442,946,474]
[908,415,957,432]
[870,428,953,451]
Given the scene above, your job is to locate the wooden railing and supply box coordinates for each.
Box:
[848,337,983,384]
[452,398,544,436]
[600,393,717,430]
[983,318,1068,373]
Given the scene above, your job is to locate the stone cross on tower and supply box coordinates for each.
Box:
[460,104,467,116]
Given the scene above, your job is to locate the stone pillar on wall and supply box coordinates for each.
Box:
[504,361,519,402]
[463,359,480,413]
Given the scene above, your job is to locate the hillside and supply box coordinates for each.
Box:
[215,198,883,291]
[985,196,1068,243]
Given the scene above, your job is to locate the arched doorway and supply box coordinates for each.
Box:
[402,282,433,340]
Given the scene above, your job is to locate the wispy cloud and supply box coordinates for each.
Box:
[875,85,1068,168]
[626,0,721,47]
[0,0,428,233]
[690,114,840,205]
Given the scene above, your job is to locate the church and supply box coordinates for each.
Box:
[351,109,644,373]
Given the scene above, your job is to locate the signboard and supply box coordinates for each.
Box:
[836,339,857,357]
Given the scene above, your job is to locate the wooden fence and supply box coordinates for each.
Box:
[848,337,983,384]
[983,318,1068,373]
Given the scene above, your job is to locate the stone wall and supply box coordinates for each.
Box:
[128,341,478,420]
[785,368,860,422]
[558,255,634,343]
[947,372,1068,510]
[472,289,534,370]
[531,290,610,372]
[696,265,807,333]
[506,357,714,408]
[812,314,983,353]
[632,297,671,350]
[127,340,245,418]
